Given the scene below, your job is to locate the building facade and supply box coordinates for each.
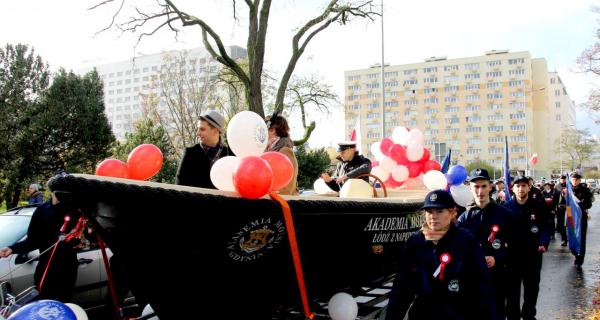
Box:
[81,46,247,140]
[344,50,576,178]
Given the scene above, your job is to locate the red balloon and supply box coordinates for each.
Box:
[260,151,294,191]
[371,160,380,167]
[233,156,273,199]
[96,159,128,178]
[407,162,423,178]
[380,138,394,156]
[388,144,408,164]
[385,177,404,188]
[127,144,164,180]
[418,148,431,163]
[422,160,442,173]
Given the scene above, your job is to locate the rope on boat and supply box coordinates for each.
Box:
[270,192,315,320]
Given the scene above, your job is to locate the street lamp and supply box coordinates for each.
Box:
[524,85,545,177]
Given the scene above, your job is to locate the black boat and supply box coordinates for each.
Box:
[48,174,426,319]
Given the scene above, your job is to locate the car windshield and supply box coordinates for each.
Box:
[0,215,31,248]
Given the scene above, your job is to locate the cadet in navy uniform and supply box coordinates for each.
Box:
[321,141,371,192]
[504,176,551,320]
[569,171,594,267]
[457,168,514,320]
[386,190,496,320]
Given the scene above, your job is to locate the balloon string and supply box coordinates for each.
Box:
[270,192,314,320]
[97,234,122,320]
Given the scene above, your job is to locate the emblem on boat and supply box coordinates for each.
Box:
[429,193,438,202]
[227,218,284,262]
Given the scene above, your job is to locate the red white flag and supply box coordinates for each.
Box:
[351,118,362,154]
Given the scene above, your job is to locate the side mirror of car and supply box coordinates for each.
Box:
[14,252,37,265]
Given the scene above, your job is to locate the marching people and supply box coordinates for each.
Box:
[554,175,568,246]
[541,182,558,239]
[265,113,299,195]
[321,141,371,192]
[569,171,594,268]
[491,180,507,205]
[0,192,79,302]
[504,176,551,320]
[386,189,496,320]
[176,110,234,189]
[27,183,44,205]
[457,168,514,319]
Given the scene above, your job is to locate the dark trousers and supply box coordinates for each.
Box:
[491,269,507,320]
[556,207,567,241]
[506,252,543,320]
[575,214,588,265]
[33,253,78,302]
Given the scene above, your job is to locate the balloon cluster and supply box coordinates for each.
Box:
[95,144,163,181]
[210,111,294,199]
[7,300,87,320]
[422,164,474,207]
[369,126,441,189]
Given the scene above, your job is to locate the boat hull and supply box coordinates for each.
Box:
[49,174,424,318]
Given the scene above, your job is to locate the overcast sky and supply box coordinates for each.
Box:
[2,0,599,147]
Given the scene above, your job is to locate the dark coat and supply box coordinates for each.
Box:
[10,200,79,301]
[504,196,551,255]
[326,152,372,192]
[28,191,44,205]
[386,225,496,320]
[457,201,514,272]
[175,143,234,189]
[572,183,593,213]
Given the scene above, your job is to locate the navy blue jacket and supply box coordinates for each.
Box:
[457,201,514,272]
[326,152,371,192]
[504,196,551,255]
[386,225,496,320]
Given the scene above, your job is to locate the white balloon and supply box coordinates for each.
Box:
[370,141,384,161]
[328,292,358,320]
[141,304,160,320]
[371,166,390,181]
[380,156,396,172]
[391,165,409,182]
[450,184,474,207]
[407,129,425,146]
[65,303,88,320]
[210,156,240,191]
[406,142,424,162]
[226,111,268,157]
[340,179,373,198]
[314,178,337,195]
[423,170,448,191]
[391,126,410,145]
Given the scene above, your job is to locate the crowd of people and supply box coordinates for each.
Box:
[386,168,595,320]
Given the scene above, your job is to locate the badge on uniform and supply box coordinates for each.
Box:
[448,279,460,292]
[433,253,451,280]
[492,239,502,250]
[488,225,499,242]
[531,225,539,234]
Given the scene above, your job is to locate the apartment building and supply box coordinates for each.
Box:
[344,50,576,177]
[81,46,247,140]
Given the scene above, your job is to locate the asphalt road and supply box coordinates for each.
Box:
[537,200,600,320]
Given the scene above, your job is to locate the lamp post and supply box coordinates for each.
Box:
[523,85,545,177]
[380,0,386,138]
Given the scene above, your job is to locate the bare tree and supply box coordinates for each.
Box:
[577,7,600,123]
[91,0,378,131]
[554,128,599,171]
[286,75,340,129]
[141,51,223,157]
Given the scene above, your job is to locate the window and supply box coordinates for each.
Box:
[445,96,458,103]
[555,101,561,108]
[445,106,459,113]
[467,137,481,144]
[488,114,504,121]
[510,124,526,131]
[556,114,561,121]
[465,105,481,112]
[424,108,438,114]
[423,67,438,73]
[488,147,503,154]
[508,69,525,76]
[367,102,379,109]
[487,60,502,67]
[424,77,438,84]
[403,69,418,75]
[508,58,525,65]
[384,81,398,87]
[384,101,398,107]
[509,80,524,87]
[464,63,480,70]
[445,127,460,134]
[465,83,480,91]
[488,136,504,143]
[465,94,480,102]
[405,99,418,106]
[555,89,561,96]
[367,73,378,79]
[487,93,503,99]
[348,85,360,91]
[367,93,380,99]
[445,116,459,124]
[404,120,418,127]
[510,102,524,109]
[488,125,503,132]
[347,75,361,81]
[404,109,418,116]
[466,127,481,133]
[366,113,380,119]
[465,73,480,79]
[424,87,437,94]
[467,148,482,155]
[486,71,502,78]
[510,136,527,142]
[510,113,525,119]
[347,104,359,110]
[424,97,438,104]
[444,85,459,92]
[466,115,481,123]
[510,91,524,97]
[486,82,501,89]
[444,65,459,71]
[404,89,416,96]
[384,71,398,77]
[348,95,359,101]
[424,118,439,125]
[403,79,418,85]
[444,75,460,82]
[488,104,502,111]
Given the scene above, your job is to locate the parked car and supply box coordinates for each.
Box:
[0,205,111,308]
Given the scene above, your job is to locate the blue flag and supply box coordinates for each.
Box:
[565,178,583,255]
[440,148,452,174]
[504,136,511,202]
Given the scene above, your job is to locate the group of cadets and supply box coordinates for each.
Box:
[387,168,595,320]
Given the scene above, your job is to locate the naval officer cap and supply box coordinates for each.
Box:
[513,175,529,184]
[337,141,357,152]
[468,168,491,182]
[421,190,456,210]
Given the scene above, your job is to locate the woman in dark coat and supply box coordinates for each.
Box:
[386,190,496,320]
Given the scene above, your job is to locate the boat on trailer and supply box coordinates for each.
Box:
[48,174,426,319]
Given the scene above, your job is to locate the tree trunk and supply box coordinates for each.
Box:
[9,183,21,209]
